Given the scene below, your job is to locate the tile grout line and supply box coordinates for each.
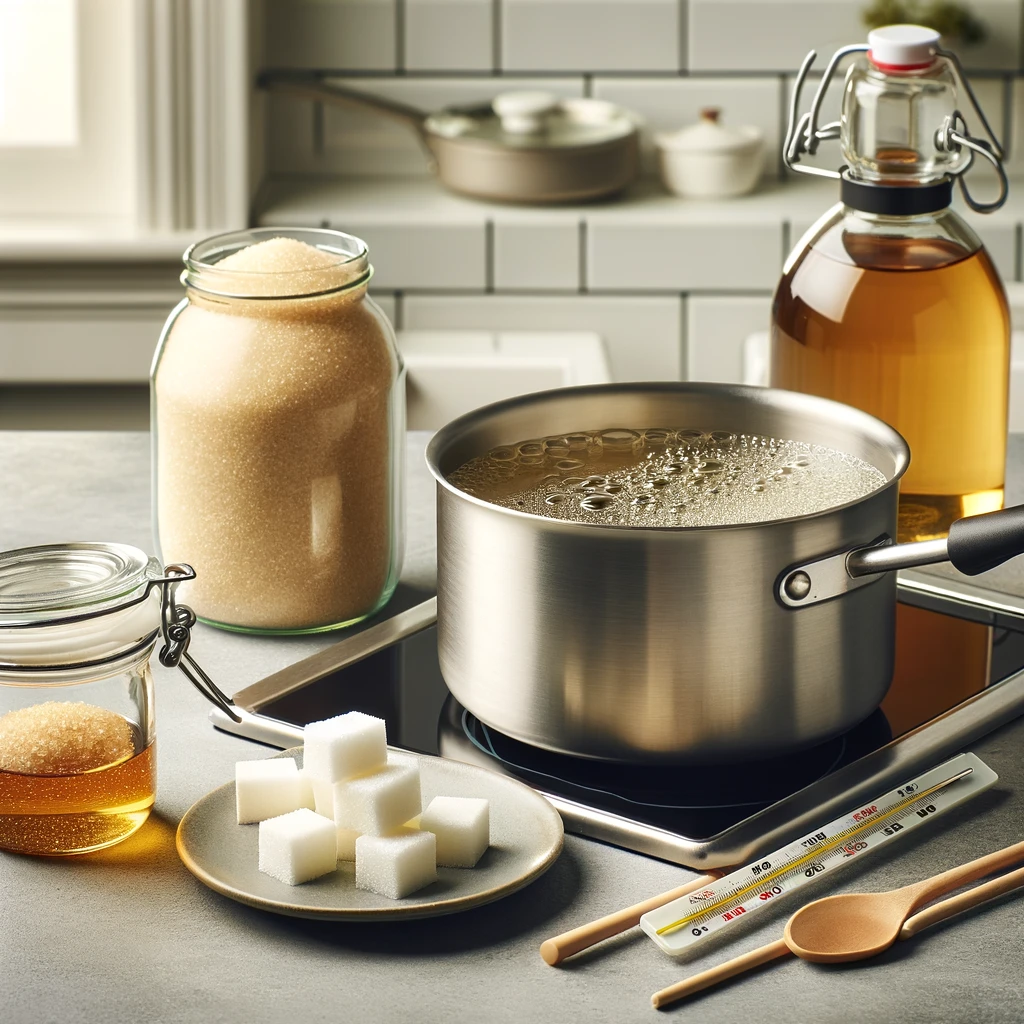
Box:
[300,69,884,81]
[679,0,687,75]
[679,293,688,381]
[396,0,406,74]
[312,101,324,158]
[578,219,588,293]
[493,0,502,73]
[777,72,788,178]
[1004,74,1014,157]
[485,220,495,293]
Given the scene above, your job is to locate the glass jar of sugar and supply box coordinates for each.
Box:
[0,543,236,855]
[152,228,405,633]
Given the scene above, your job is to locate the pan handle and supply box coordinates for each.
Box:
[258,71,430,139]
[848,504,1024,578]
[778,504,1024,608]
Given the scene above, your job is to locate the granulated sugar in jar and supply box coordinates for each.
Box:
[152,229,405,633]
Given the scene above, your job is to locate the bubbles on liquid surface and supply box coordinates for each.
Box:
[447,427,886,528]
[600,429,640,451]
[644,429,674,445]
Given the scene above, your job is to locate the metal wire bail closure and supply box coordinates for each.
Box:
[784,42,1009,215]
[935,111,1010,213]
[153,564,240,722]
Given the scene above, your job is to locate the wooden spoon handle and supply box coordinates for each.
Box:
[539,872,720,965]
[900,862,1024,940]
[905,837,1024,911]
[650,939,791,1009]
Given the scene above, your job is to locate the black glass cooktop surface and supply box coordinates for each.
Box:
[236,583,1024,866]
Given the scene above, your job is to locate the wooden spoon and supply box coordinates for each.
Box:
[784,837,1024,963]
[651,839,1024,1009]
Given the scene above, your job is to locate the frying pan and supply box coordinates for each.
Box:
[258,71,640,204]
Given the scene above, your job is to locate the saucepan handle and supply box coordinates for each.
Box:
[948,504,1024,575]
[778,504,1024,608]
[257,70,430,138]
[847,503,1024,578]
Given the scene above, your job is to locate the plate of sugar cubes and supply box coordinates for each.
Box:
[176,711,564,920]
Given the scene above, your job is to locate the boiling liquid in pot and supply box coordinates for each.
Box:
[447,428,886,527]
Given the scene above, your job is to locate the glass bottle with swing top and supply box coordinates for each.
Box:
[771,24,1011,542]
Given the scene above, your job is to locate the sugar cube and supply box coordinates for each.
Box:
[258,808,338,885]
[355,829,437,899]
[296,769,314,810]
[337,827,359,862]
[311,776,333,817]
[419,796,490,867]
[235,757,313,824]
[303,712,387,783]
[332,761,421,835]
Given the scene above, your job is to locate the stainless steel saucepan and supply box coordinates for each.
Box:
[426,383,1024,764]
[259,72,640,204]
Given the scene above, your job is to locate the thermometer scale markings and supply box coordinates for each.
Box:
[640,753,998,955]
[656,769,969,936]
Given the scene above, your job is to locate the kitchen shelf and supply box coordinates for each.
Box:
[257,173,1024,291]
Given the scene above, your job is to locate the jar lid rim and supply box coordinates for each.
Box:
[0,543,157,625]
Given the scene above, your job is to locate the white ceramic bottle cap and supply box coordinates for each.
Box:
[492,91,559,134]
[868,24,940,68]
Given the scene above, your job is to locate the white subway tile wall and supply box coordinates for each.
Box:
[689,0,1021,73]
[587,217,782,291]
[493,218,581,291]
[405,0,493,71]
[501,0,681,72]
[688,0,863,74]
[403,295,685,380]
[256,0,1024,384]
[264,0,396,71]
[686,295,772,383]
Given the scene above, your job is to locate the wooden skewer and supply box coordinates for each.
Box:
[539,872,722,966]
[899,862,1024,939]
[650,938,790,1009]
[651,859,1024,1009]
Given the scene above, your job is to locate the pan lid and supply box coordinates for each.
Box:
[426,92,637,150]
[654,108,763,154]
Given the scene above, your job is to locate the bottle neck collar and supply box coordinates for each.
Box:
[840,171,953,215]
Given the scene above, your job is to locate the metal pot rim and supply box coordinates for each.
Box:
[425,381,911,534]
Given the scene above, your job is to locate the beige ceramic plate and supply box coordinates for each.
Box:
[176,747,564,920]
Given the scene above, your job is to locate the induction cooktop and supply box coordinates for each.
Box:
[212,571,1024,870]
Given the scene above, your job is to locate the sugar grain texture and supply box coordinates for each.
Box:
[0,701,135,775]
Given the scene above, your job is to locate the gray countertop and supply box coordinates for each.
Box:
[2,431,1023,1024]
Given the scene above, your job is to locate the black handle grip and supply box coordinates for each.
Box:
[947,504,1024,576]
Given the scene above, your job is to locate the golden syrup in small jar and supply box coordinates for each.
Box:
[0,704,155,855]
[0,543,160,855]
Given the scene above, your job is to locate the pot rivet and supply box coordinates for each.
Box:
[784,571,812,601]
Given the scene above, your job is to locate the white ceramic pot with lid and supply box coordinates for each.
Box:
[655,108,765,199]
